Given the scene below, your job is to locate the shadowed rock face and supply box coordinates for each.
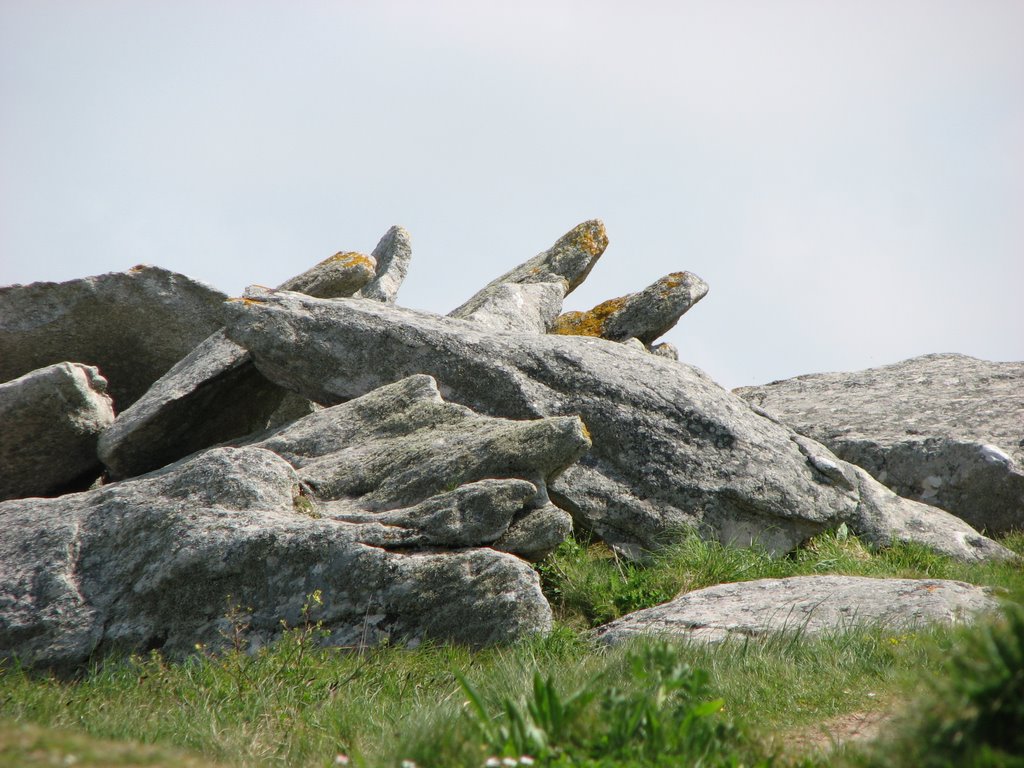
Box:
[0,266,227,410]
[593,575,999,646]
[0,362,114,500]
[735,354,1024,535]
[356,225,413,304]
[1,375,588,671]
[223,289,1011,563]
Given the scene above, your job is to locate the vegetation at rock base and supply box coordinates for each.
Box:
[1,531,1022,768]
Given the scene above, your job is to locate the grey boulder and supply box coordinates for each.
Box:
[1,375,587,671]
[735,354,1024,535]
[0,363,114,500]
[551,271,709,345]
[456,282,567,334]
[0,266,226,410]
[594,575,999,646]
[222,289,1010,563]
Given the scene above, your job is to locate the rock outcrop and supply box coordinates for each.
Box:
[551,271,709,345]
[277,251,376,298]
[594,575,999,646]
[0,266,226,410]
[0,363,115,500]
[223,289,1010,563]
[735,354,1024,535]
[1,375,587,671]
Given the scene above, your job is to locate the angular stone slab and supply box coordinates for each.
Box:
[223,290,1011,562]
[277,251,377,298]
[735,354,1024,535]
[593,575,999,646]
[449,220,608,320]
[97,330,290,479]
[356,225,413,303]
[2,375,589,671]
[552,271,709,345]
[0,266,226,410]
[0,363,114,500]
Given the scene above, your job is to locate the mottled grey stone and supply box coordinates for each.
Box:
[223,289,1010,563]
[277,251,376,298]
[449,220,607,320]
[552,271,709,345]
[735,354,1024,534]
[0,266,226,409]
[594,575,999,646]
[356,226,413,303]
[2,374,588,671]
[0,363,114,500]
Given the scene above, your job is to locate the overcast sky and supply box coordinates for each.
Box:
[2,1,1021,389]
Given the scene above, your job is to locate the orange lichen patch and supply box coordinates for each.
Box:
[656,272,689,298]
[321,251,376,271]
[226,297,265,305]
[551,294,630,338]
[579,420,592,442]
[128,264,149,273]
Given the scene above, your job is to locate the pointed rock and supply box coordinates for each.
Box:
[551,271,709,345]
[277,251,377,298]
[0,363,114,500]
[735,354,1024,535]
[0,266,226,409]
[356,225,413,303]
[449,220,608,322]
[223,290,1011,563]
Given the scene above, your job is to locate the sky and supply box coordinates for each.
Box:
[1,1,1021,390]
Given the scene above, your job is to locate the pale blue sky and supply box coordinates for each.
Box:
[2,1,1021,389]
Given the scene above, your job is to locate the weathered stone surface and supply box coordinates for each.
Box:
[650,342,679,360]
[356,225,413,303]
[0,266,226,410]
[277,251,376,298]
[594,575,999,646]
[552,271,709,345]
[223,289,1010,562]
[0,363,114,500]
[449,220,608,320]
[456,282,567,334]
[97,331,290,479]
[2,375,588,671]
[735,354,1024,535]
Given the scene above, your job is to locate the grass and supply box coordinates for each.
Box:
[1,530,1022,767]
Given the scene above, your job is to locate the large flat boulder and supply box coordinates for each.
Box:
[0,363,114,500]
[222,289,1011,562]
[594,575,999,646]
[735,354,1024,535]
[1,375,587,671]
[0,266,226,410]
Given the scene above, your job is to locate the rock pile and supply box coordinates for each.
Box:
[0,221,1017,670]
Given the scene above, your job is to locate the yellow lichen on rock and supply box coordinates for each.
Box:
[565,220,608,257]
[551,295,629,337]
[322,251,376,271]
